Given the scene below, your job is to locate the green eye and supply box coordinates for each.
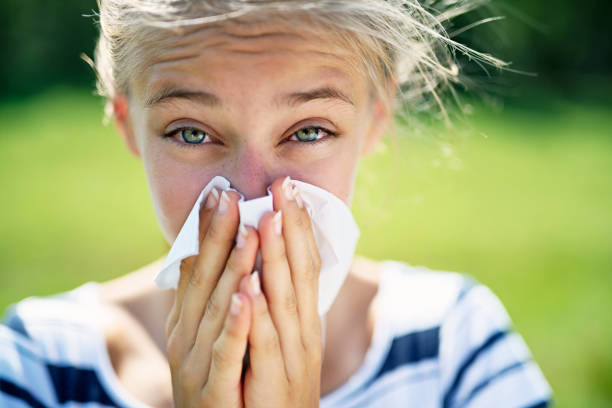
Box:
[294,127,322,142]
[180,128,207,144]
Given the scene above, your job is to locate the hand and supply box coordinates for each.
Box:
[165,188,259,407]
[239,176,323,408]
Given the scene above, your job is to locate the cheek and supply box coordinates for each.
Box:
[329,143,362,205]
[292,139,362,206]
[141,145,221,243]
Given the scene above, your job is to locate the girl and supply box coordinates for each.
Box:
[1,1,552,407]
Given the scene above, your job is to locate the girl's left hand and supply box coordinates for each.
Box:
[238,176,323,408]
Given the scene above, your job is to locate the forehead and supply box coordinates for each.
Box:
[131,17,369,107]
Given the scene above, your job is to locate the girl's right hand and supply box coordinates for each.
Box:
[165,188,260,407]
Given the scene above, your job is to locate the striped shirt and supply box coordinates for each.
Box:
[1,261,552,407]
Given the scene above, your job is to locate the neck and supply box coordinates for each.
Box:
[99,258,174,356]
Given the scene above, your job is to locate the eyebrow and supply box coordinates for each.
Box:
[145,86,221,107]
[278,86,355,107]
[145,85,354,108]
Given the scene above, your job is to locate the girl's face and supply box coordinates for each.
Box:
[115,20,390,243]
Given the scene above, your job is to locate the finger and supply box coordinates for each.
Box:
[183,187,220,307]
[239,272,288,386]
[258,211,305,382]
[167,187,219,339]
[175,190,241,355]
[271,177,322,345]
[199,188,220,242]
[166,256,197,338]
[201,225,259,335]
[202,293,251,401]
[178,256,197,303]
[186,225,259,382]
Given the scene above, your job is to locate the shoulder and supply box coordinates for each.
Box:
[1,283,103,353]
[0,284,121,407]
[435,278,552,407]
[378,261,471,328]
[0,323,56,407]
[376,261,552,408]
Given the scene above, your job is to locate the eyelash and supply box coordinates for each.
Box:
[163,128,215,148]
[286,126,336,144]
[163,125,337,147]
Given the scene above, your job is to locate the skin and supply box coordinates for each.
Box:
[104,17,392,407]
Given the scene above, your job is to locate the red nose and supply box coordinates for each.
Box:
[224,146,276,200]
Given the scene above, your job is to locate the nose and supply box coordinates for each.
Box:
[225,147,275,200]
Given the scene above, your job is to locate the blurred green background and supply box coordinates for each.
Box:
[0,1,611,407]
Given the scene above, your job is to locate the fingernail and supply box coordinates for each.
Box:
[282,176,293,201]
[218,190,230,214]
[282,176,304,209]
[236,224,248,249]
[273,211,283,236]
[204,188,219,209]
[248,271,261,296]
[292,185,304,209]
[230,293,243,316]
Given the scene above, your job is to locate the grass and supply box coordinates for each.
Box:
[1,88,611,407]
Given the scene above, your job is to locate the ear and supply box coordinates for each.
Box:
[361,97,392,157]
[113,94,141,157]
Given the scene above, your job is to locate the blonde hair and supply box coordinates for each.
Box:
[90,0,506,123]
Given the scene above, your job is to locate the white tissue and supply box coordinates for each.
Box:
[154,176,360,316]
